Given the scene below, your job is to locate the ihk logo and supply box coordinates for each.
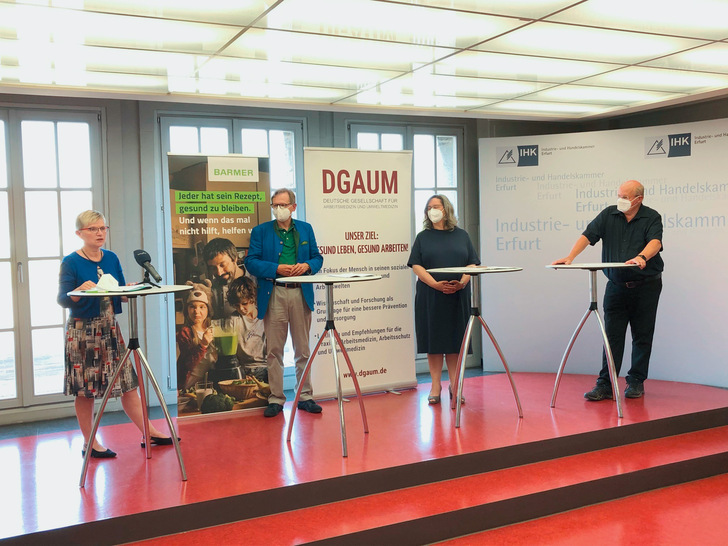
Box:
[645,133,691,159]
[497,145,539,167]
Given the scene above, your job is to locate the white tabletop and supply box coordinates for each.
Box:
[546,262,640,271]
[68,284,193,298]
[276,273,382,284]
[427,266,522,274]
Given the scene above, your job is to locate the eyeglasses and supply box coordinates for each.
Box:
[80,226,110,233]
[271,204,292,210]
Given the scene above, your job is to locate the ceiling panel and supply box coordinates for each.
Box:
[431,50,614,82]
[223,28,455,71]
[474,22,708,64]
[207,56,403,90]
[256,0,527,49]
[57,0,275,26]
[0,0,726,120]
[0,4,240,54]
[473,99,619,118]
[387,0,583,20]
[337,89,495,110]
[642,43,728,74]
[378,73,553,99]
[523,84,686,106]
[578,66,728,93]
[547,0,728,40]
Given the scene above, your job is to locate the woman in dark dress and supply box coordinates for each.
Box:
[407,195,480,405]
[58,210,172,458]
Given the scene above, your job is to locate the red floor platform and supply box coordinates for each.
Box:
[3,373,728,544]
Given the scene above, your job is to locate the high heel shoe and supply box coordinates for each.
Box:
[140,436,180,448]
[427,392,441,405]
[449,385,465,404]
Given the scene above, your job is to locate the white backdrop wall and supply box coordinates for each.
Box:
[479,118,728,388]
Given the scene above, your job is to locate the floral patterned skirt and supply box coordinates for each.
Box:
[64,308,138,399]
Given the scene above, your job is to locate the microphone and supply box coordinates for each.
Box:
[133,249,162,283]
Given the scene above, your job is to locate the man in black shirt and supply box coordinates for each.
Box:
[552,180,664,400]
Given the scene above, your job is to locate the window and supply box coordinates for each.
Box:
[236,120,303,217]
[413,132,458,231]
[1,110,103,409]
[349,123,464,234]
[161,117,304,216]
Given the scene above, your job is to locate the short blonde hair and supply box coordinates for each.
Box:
[76,210,105,230]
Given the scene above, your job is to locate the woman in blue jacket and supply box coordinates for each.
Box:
[58,210,171,458]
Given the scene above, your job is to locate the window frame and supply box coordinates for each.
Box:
[1,107,105,409]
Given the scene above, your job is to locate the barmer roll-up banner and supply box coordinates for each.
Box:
[304,147,417,398]
[168,154,271,418]
[480,118,728,388]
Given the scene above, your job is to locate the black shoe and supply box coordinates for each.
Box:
[297,399,323,414]
[448,385,465,404]
[625,382,645,398]
[264,403,284,417]
[140,436,180,448]
[82,448,117,458]
[584,383,613,401]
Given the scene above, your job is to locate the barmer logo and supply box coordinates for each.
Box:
[208,156,259,181]
[645,133,691,159]
[496,145,539,167]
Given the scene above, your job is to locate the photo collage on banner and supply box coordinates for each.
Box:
[168,155,271,417]
[304,148,417,398]
[479,118,728,388]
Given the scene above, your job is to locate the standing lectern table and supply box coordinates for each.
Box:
[427,266,524,428]
[68,284,191,487]
[546,263,639,419]
[279,273,380,457]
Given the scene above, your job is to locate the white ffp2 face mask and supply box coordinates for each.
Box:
[616,197,632,212]
[428,208,444,224]
[274,206,292,222]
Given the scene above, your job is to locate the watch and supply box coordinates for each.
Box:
[638,254,647,262]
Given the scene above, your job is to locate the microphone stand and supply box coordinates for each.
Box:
[142,270,161,288]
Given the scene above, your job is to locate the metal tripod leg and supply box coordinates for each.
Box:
[79,345,187,487]
[452,315,473,415]
[452,274,523,428]
[134,347,187,476]
[332,328,369,434]
[594,310,622,418]
[550,270,623,419]
[79,295,186,487]
[79,346,131,487]
[551,307,592,408]
[477,316,523,417]
[287,331,327,446]
[286,283,369,457]
[132,350,151,459]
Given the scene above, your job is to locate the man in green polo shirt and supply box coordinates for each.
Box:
[245,189,324,418]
